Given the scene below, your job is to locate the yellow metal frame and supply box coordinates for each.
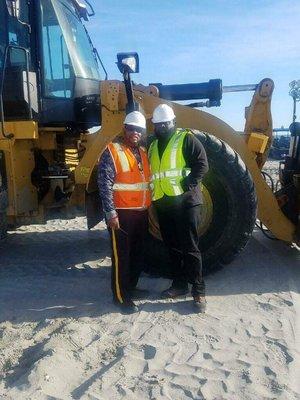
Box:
[0,80,296,243]
[75,79,296,243]
[0,121,39,218]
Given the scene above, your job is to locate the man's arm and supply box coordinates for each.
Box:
[97,148,119,228]
[183,133,209,189]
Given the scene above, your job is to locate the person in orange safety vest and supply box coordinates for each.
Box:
[98,111,150,314]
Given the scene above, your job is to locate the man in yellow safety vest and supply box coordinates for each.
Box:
[148,104,209,313]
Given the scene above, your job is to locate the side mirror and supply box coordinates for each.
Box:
[116,52,139,74]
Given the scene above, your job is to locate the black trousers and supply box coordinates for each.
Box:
[109,209,148,304]
[155,204,205,296]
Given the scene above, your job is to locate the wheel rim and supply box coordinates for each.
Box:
[199,183,213,235]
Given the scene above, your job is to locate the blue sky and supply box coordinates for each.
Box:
[86,0,299,131]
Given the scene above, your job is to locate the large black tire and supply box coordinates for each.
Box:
[144,131,257,276]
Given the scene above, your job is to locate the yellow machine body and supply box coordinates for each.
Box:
[75,79,296,244]
[1,0,299,274]
[0,78,297,244]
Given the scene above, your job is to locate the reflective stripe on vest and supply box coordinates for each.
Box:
[148,129,190,201]
[107,142,151,209]
[151,168,191,180]
[113,182,150,191]
[112,143,130,172]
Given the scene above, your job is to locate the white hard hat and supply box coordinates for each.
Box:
[124,111,146,129]
[152,104,175,123]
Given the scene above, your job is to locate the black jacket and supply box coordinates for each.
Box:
[152,131,209,209]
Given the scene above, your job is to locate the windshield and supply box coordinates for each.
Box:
[41,0,99,88]
[0,1,6,72]
[52,0,99,80]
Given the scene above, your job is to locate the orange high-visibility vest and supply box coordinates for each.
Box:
[107,142,151,209]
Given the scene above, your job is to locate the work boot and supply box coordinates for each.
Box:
[193,295,207,313]
[129,287,150,300]
[161,286,189,299]
[113,299,138,314]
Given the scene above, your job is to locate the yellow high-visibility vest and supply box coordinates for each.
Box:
[148,129,191,201]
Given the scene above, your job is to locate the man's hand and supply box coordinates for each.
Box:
[107,216,120,230]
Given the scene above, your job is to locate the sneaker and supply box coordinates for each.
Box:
[161,286,189,299]
[193,295,207,313]
[129,287,149,300]
[114,299,138,314]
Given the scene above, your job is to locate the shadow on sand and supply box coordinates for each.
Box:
[0,227,299,324]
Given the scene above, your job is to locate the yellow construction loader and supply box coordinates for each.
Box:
[0,0,299,273]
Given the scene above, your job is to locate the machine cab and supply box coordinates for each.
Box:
[0,0,101,129]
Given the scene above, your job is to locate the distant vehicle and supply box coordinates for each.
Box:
[269,128,290,160]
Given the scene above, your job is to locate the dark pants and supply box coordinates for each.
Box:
[109,209,148,304]
[155,205,205,296]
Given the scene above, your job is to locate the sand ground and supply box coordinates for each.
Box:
[0,161,299,400]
